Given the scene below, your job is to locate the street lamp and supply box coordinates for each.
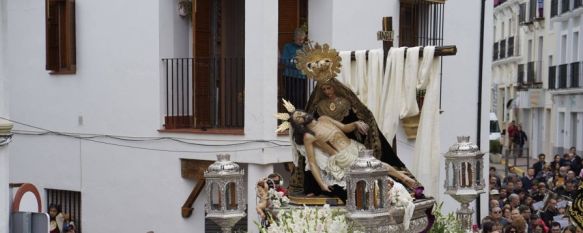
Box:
[444,136,486,231]
[204,154,246,233]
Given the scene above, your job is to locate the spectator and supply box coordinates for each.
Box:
[522,168,536,191]
[550,154,562,174]
[491,166,503,188]
[491,175,502,190]
[532,183,547,202]
[514,124,528,158]
[482,221,497,233]
[508,121,518,149]
[531,218,548,233]
[503,207,513,222]
[500,188,509,203]
[504,224,519,233]
[48,204,64,233]
[486,206,509,227]
[490,195,501,209]
[518,205,532,222]
[508,193,521,209]
[280,28,307,109]
[540,198,559,226]
[562,225,578,233]
[536,165,553,184]
[549,222,561,233]
[567,147,582,175]
[533,154,547,177]
[510,208,527,233]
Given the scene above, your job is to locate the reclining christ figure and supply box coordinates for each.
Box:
[277,100,418,196]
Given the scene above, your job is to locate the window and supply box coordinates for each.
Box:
[162,0,245,130]
[45,0,76,74]
[46,189,82,232]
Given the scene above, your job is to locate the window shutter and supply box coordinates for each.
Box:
[65,0,76,72]
[45,0,59,71]
[278,0,299,51]
[193,0,212,128]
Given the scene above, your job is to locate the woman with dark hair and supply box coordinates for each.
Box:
[504,224,519,233]
[48,204,64,233]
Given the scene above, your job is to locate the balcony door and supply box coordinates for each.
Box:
[192,0,245,129]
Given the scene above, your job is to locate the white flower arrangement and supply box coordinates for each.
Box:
[258,205,363,233]
[268,189,290,208]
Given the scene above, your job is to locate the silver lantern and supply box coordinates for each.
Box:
[204,154,246,233]
[444,136,486,231]
[346,149,391,233]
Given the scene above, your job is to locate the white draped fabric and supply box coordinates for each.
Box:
[379,47,405,143]
[400,47,421,119]
[412,46,441,197]
[333,46,441,197]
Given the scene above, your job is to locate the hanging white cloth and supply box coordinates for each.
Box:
[400,47,421,119]
[354,50,368,103]
[366,49,384,118]
[379,47,406,145]
[412,46,441,197]
[337,51,352,85]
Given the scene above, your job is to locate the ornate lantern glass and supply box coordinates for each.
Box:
[346,149,391,232]
[443,136,486,231]
[204,154,246,233]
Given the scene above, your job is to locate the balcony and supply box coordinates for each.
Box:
[518,64,525,85]
[161,57,245,130]
[499,39,507,59]
[493,42,499,61]
[552,0,559,17]
[558,64,568,88]
[507,37,515,57]
[519,3,527,23]
[561,0,570,14]
[527,61,536,84]
[529,0,544,21]
[570,61,581,88]
[549,66,557,89]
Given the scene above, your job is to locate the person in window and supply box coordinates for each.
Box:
[280,28,307,109]
[48,204,64,233]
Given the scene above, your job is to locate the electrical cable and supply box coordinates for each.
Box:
[0,116,291,153]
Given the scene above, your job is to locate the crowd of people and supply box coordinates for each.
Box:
[484,147,583,233]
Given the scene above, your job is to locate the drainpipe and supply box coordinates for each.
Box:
[476,0,486,227]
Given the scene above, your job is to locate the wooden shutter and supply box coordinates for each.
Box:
[65,0,76,72]
[45,0,60,71]
[278,0,300,51]
[193,0,212,128]
[45,0,76,74]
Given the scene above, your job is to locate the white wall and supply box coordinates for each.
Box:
[441,0,492,222]
[0,0,9,232]
[309,0,399,51]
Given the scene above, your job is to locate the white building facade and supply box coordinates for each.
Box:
[493,0,557,158]
[549,0,583,155]
[2,0,490,232]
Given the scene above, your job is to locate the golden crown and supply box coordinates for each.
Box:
[295,43,342,83]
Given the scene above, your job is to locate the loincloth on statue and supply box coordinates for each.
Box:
[297,139,364,188]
